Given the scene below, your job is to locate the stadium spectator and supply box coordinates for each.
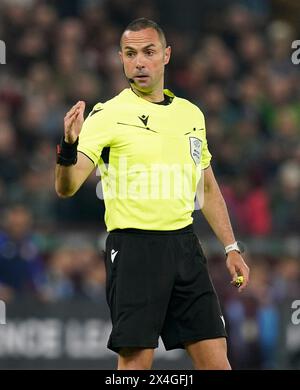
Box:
[0,205,46,300]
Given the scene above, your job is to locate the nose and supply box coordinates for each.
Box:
[135,54,145,70]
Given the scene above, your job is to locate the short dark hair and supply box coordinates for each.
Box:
[121,18,167,48]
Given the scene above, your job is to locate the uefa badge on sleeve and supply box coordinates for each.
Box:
[189,137,202,165]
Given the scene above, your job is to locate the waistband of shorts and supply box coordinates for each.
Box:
[109,224,193,235]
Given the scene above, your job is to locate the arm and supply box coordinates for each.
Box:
[55,152,95,198]
[197,166,250,291]
[55,101,95,198]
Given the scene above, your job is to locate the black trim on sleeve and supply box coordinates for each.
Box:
[89,107,103,117]
[78,151,96,166]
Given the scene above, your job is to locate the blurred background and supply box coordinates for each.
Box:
[0,0,300,369]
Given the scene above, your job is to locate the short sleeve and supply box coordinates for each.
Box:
[77,103,112,166]
[199,112,212,169]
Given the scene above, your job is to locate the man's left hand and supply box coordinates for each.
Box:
[226,252,250,292]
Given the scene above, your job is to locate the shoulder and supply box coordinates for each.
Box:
[175,96,205,119]
[86,89,129,119]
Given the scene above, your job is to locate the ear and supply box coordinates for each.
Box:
[119,51,123,64]
[163,46,171,65]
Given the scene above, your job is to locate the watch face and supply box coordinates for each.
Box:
[237,241,245,253]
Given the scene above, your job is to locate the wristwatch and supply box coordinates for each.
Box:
[224,241,244,256]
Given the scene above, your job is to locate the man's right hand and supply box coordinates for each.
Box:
[64,101,86,144]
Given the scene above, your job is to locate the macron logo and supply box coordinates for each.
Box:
[111,249,118,263]
[138,114,149,127]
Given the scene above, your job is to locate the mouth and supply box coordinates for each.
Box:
[134,75,149,80]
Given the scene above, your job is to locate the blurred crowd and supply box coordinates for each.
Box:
[0,0,300,369]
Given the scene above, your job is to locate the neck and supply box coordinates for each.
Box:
[131,83,164,103]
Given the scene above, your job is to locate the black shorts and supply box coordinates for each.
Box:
[104,225,226,353]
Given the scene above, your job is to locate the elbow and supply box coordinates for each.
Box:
[55,184,75,199]
[55,189,72,199]
[56,191,72,199]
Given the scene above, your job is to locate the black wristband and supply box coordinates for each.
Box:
[56,136,79,166]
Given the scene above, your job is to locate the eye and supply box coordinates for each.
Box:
[126,51,135,58]
[146,50,154,56]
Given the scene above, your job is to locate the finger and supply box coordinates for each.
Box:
[238,267,250,292]
[66,107,82,120]
[65,109,79,119]
[65,102,82,118]
[228,264,238,283]
[64,111,78,127]
[65,106,80,120]
[77,101,86,121]
[70,104,85,119]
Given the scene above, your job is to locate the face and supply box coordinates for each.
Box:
[119,28,171,94]
[5,206,32,239]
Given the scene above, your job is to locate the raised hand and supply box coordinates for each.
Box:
[64,101,86,144]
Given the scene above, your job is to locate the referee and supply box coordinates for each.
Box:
[55,18,249,370]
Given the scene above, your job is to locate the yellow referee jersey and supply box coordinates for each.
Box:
[78,88,212,231]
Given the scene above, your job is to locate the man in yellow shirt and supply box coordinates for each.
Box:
[55,18,249,370]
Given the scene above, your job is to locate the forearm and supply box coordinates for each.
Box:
[200,176,235,247]
[55,148,95,198]
[55,164,78,198]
